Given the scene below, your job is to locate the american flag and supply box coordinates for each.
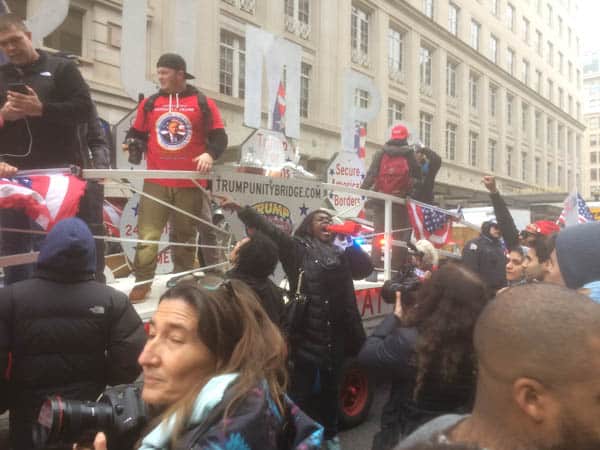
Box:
[103,200,122,237]
[406,198,454,248]
[354,123,366,159]
[557,192,596,227]
[0,174,87,230]
[272,80,286,133]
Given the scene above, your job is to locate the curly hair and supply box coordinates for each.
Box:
[402,263,491,400]
[293,209,332,238]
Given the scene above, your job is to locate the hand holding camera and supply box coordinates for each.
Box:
[123,137,147,165]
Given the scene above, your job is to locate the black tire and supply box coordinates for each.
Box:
[338,357,375,429]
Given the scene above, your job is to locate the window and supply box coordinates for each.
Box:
[489,84,498,117]
[489,35,498,63]
[469,132,479,167]
[546,118,553,146]
[355,88,369,108]
[547,41,553,66]
[469,72,479,109]
[558,166,563,186]
[43,7,84,55]
[420,46,433,87]
[507,48,515,75]
[388,99,404,127]
[351,6,369,58]
[448,3,459,35]
[592,169,598,182]
[591,118,600,129]
[577,69,581,89]
[547,79,553,102]
[420,112,433,147]
[300,62,311,118]
[522,103,529,132]
[558,87,564,110]
[388,28,404,74]
[559,52,564,74]
[219,30,246,99]
[470,20,481,50]
[590,135,598,147]
[569,61,573,82]
[568,95,573,115]
[521,152,527,180]
[491,0,499,17]
[446,122,457,160]
[535,157,541,184]
[547,4,553,28]
[522,59,530,85]
[285,0,310,25]
[506,3,515,32]
[537,0,542,15]
[423,0,434,18]
[536,30,543,56]
[592,152,598,163]
[536,70,542,93]
[446,60,458,98]
[568,27,572,47]
[547,162,552,185]
[558,16,563,37]
[507,94,514,126]
[506,146,513,176]
[488,139,497,171]
[522,17,530,44]
[535,111,542,140]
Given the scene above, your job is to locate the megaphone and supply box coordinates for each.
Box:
[325,221,362,236]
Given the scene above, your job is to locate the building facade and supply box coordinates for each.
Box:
[11,0,585,203]
[582,51,600,200]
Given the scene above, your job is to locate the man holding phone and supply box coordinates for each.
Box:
[0,13,95,284]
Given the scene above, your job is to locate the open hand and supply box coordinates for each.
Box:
[193,153,214,173]
[7,86,43,117]
[213,194,241,212]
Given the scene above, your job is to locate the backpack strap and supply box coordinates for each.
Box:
[142,91,212,135]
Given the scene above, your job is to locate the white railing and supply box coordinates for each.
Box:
[351,49,370,68]
[285,15,311,40]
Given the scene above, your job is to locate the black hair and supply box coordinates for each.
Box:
[529,234,553,263]
[293,209,332,239]
[236,230,279,279]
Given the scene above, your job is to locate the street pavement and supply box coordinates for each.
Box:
[0,385,388,449]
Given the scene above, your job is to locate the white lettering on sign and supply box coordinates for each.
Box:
[341,70,381,152]
[244,26,301,139]
[24,0,69,46]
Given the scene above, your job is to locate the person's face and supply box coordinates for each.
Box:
[543,249,566,286]
[310,212,333,243]
[168,121,179,134]
[0,26,37,66]
[489,225,502,239]
[506,250,525,282]
[229,237,250,266]
[415,151,426,164]
[139,299,216,406]
[523,247,545,282]
[157,67,185,93]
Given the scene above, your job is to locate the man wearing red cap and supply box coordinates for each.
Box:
[361,124,422,271]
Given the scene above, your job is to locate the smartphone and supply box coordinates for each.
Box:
[7,82,30,95]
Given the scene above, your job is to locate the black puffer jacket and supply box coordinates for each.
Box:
[0,50,93,169]
[461,222,506,291]
[238,207,373,368]
[0,218,146,450]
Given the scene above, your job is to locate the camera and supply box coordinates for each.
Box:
[33,383,148,449]
[125,137,147,165]
[381,265,421,304]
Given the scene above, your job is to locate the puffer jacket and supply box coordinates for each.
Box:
[0,218,146,450]
[238,207,373,368]
[461,223,506,291]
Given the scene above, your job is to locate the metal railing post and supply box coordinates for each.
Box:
[383,198,392,281]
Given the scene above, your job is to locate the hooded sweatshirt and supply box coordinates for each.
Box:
[555,222,600,290]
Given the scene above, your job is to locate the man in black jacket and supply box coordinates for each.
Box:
[462,221,506,292]
[0,217,146,450]
[0,13,96,284]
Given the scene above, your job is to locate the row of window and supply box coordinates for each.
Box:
[591,152,599,164]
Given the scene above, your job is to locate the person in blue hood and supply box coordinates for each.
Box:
[0,218,146,450]
[461,220,506,293]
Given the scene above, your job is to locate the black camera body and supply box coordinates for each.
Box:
[34,383,148,449]
[381,265,422,304]
[125,137,147,165]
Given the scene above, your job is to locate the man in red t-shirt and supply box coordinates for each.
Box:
[123,53,228,303]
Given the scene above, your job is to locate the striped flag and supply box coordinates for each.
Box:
[406,198,455,248]
[354,123,366,159]
[0,174,87,230]
[103,200,122,237]
[557,192,596,227]
[272,80,286,133]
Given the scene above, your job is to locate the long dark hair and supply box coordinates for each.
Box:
[156,280,288,445]
[402,263,490,400]
[293,209,332,239]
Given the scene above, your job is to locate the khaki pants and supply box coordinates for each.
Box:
[133,182,217,282]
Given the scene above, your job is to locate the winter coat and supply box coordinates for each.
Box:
[489,192,519,250]
[173,382,323,450]
[358,315,476,445]
[0,50,93,169]
[238,207,373,368]
[0,219,146,450]
[224,268,287,332]
[461,231,506,291]
[412,147,442,204]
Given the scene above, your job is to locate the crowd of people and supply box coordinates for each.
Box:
[1,10,600,450]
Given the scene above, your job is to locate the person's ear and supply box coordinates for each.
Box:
[513,377,557,424]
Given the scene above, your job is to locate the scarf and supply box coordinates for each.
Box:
[138,373,239,450]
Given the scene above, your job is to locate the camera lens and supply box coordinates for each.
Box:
[128,145,142,165]
[33,397,114,447]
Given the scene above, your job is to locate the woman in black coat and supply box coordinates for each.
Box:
[236,206,373,447]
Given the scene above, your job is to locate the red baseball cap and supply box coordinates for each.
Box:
[524,220,560,236]
[390,124,409,141]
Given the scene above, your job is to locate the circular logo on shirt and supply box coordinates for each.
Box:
[156,112,192,151]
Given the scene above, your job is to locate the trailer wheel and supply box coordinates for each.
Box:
[338,358,374,429]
